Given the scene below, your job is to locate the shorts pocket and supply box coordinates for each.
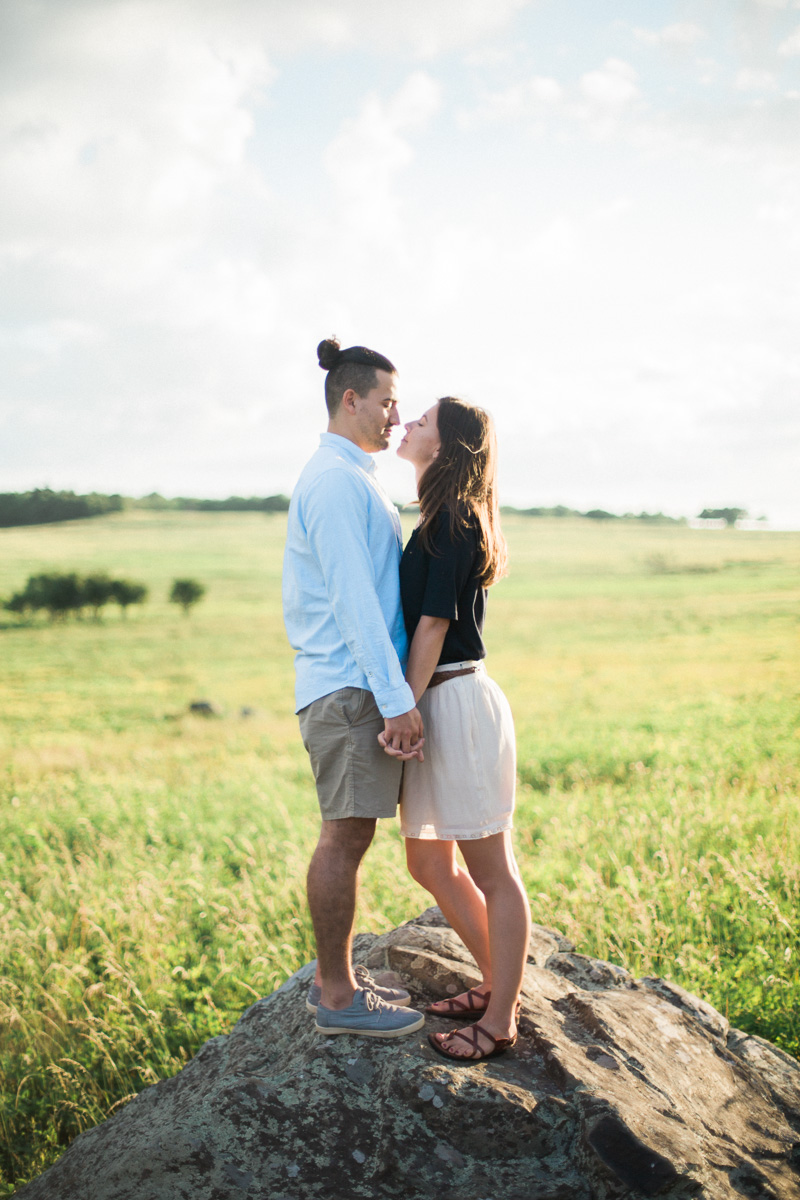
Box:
[337,687,372,727]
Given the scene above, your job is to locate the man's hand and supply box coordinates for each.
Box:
[379,707,425,761]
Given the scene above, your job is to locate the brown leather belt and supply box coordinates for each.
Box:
[428,666,480,688]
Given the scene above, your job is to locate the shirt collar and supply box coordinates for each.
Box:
[319,432,377,475]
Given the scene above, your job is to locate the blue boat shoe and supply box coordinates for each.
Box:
[315,987,424,1038]
[306,964,411,1014]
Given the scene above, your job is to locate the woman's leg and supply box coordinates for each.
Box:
[432,830,531,1056]
[405,837,493,992]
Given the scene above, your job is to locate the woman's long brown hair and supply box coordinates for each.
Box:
[417,397,508,586]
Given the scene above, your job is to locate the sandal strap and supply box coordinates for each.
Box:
[465,987,490,1011]
[432,987,490,1015]
[443,1022,498,1056]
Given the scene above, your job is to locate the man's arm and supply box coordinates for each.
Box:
[303,470,421,744]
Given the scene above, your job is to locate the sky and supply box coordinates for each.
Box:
[1,0,799,524]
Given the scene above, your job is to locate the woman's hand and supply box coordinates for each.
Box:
[380,706,425,760]
[378,728,424,761]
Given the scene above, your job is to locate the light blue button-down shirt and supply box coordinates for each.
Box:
[282,433,416,718]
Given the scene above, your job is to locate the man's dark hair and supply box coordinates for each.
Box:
[317,337,396,415]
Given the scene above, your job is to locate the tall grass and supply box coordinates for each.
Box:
[1,512,798,1189]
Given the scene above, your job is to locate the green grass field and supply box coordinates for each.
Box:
[1,511,799,1190]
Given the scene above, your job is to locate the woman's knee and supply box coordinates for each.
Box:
[464,857,516,899]
[459,833,521,895]
[405,840,454,890]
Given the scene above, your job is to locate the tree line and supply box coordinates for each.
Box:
[503,506,754,526]
[1,490,753,530]
[4,574,206,621]
[136,493,290,513]
[501,505,685,523]
[0,490,124,527]
[0,490,290,528]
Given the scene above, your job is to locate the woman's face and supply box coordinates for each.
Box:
[397,403,441,469]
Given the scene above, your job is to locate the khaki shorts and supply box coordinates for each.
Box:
[298,687,403,820]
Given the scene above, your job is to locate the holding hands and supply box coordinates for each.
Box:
[379,708,425,761]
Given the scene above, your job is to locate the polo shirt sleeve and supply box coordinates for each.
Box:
[420,513,478,621]
[301,468,415,718]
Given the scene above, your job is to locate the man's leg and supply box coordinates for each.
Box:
[307,816,375,1010]
[299,689,422,1036]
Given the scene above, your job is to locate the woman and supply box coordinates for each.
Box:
[384,396,531,1063]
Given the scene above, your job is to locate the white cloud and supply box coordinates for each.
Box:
[0,6,271,259]
[736,67,778,89]
[302,0,530,57]
[457,75,562,128]
[579,59,640,108]
[459,59,640,135]
[634,23,706,49]
[323,72,442,235]
[696,57,723,86]
[778,25,800,53]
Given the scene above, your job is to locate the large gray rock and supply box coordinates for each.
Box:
[18,911,800,1199]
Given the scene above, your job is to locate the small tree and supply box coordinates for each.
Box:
[110,578,148,617]
[698,507,747,527]
[583,509,616,521]
[31,572,84,620]
[11,574,49,618]
[4,574,67,619]
[81,573,114,620]
[169,578,206,616]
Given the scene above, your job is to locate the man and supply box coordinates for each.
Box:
[282,337,424,1037]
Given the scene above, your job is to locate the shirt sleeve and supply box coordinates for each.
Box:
[420,513,478,621]
[301,468,416,718]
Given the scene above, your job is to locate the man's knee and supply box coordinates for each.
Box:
[318,817,376,859]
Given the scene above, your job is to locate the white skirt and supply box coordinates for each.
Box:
[400,661,516,841]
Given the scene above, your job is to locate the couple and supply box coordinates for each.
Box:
[282,338,531,1065]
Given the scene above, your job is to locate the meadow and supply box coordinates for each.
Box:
[1,510,798,1190]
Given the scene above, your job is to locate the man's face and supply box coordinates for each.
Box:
[351,369,399,453]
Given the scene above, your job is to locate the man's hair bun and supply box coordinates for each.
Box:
[317,337,341,371]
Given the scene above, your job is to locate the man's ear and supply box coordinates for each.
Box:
[341,388,359,413]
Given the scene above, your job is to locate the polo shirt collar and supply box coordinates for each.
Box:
[320,432,377,475]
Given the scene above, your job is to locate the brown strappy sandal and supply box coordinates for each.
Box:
[428,1021,517,1064]
[425,988,521,1022]
[424,987,490,1018]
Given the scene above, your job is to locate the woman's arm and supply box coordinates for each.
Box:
[379,615,449,759]
[406,615,450,702]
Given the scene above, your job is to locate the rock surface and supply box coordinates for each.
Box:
[18,910,800,1200]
